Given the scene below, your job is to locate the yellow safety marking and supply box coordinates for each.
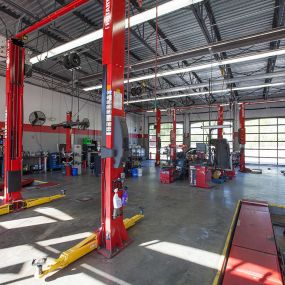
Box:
[123,214,144,230]
[212,200,241,285]
[269,203,285,209]
[0,204,11,216]
[0,195,65,216]
[24,194,65,208]
[39,214,144,278]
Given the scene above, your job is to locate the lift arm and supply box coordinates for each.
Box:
[35,214,144,278]
[0,194,65,216]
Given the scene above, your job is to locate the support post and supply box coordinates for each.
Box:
[99,0,129,257]
[3,39,25,203]
[217,105,224,139]
[155,108,161,166]
[170,109,176,163]
[232,101,240,152]
[239,103,246,172]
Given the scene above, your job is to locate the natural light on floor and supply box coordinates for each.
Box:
[81,264,132,285]
[140,240,222,270]
[0,215,56,229]
[34,206,73,221]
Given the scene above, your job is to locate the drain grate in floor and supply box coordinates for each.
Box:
[76,196,93,202]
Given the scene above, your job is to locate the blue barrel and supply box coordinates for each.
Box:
[72,167,78,176]
[131,168,138,177]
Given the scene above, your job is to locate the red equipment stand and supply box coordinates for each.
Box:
[155,108,161,166]
[221,200,283,285]
[65,111,72,176]
[239,103,246,172]
[160,167,175,184]
[98,0,130,258]
[195,166,212,189]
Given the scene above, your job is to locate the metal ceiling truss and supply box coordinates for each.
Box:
[129,0,209,108]
[263,0,285,100]
[192,1,238,102]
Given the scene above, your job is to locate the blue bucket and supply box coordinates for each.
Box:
[131,168,138,177]
[72,167,78,176]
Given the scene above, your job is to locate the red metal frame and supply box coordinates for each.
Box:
[3,0,88,204]
[170,109,176,163]
[239,103,246,172]
[3,39,25,203]
[98,0,129,257]
[155,108,161,166]
[217,105,224,139]
[15,0,89,39]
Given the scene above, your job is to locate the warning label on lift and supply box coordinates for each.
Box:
[106,89,112,135]
[114,90,123,110]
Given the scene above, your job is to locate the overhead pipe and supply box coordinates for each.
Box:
[15,0,89,39]
[80,27,285,83]
[139,70,285,97]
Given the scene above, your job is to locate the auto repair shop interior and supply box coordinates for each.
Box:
[0,0,285,284]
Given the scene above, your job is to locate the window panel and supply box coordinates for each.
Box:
[149,130,156,135]
[279,142,285,149]
[278,118,285,125]
[260,118,277,125]
[260,157,277,164]
[246,157,259,163]
[279,134,285,141]
[161,123,172,129]
[245,149,259,157]
[246,119,259,126]
[247,134,259,141]
[260,150,277,158]
[246,126,259,133]
[149,142,156,148]
[191,135,204,142]
[278,150,285,158]
[260,133,277,141]
[278,158,285,165]
[247,142,259,149]
[279,125,285,133]
[260,141,277,149]
[191,128,203,135]
[260,125,277,133]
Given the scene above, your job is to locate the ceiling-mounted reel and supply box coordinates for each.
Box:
[63,52,81,70]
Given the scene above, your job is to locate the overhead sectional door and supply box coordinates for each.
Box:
[245,118,285,165]
[148,122,183,160]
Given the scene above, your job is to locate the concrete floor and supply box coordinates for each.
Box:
[1,164,285,285]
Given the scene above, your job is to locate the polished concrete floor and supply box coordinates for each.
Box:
[1,164,285,285]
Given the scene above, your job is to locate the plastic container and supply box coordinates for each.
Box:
[138,168,143,176]
[72,167,78,176]
[131,168,138,177]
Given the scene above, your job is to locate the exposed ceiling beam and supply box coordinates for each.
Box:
[263,0,285,99]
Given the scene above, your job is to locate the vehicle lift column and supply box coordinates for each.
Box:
[170,109,177,165]
[33,0,143,277]
[155,108,161,166]
[239,103,246,172]
[217,105,224,139]
[0,0,89,215]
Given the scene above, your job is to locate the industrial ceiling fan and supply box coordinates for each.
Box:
[29,111,46,126]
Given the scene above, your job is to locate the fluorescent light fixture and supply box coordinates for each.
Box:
[83,48,285,91]
[125,82,285,104]
[30,0,203,64]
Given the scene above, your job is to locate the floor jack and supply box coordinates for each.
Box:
[32,0,143,278]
